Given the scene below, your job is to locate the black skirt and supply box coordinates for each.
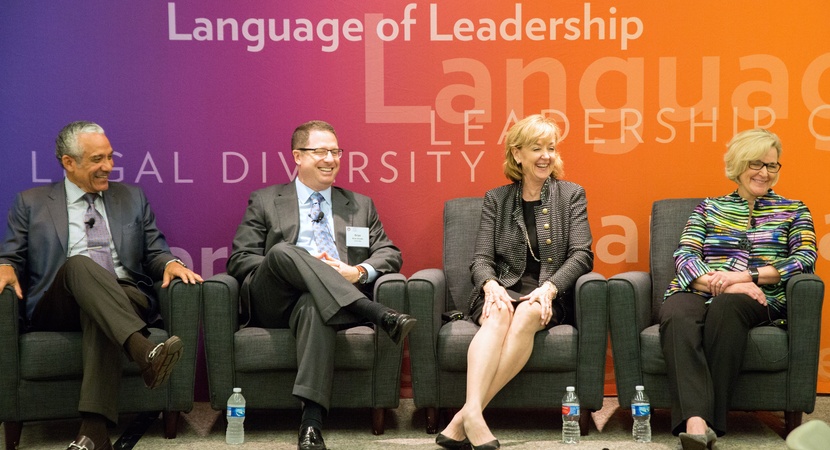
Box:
[469,273,566,328]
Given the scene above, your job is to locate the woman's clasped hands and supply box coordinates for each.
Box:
[706,270,767,305]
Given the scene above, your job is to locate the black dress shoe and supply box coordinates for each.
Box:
[67,435,95,450]
[298,426,327,450]
[435,432,469,449]
[380,311,417,345]
[471,439,500,450]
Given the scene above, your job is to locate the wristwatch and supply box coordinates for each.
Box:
[356,265,369,284]
[748,267,759,285]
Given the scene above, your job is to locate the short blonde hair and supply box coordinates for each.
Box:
[724,128,782,185]
[503,114,564,182]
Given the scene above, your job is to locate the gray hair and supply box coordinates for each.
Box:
[55,121,105,164]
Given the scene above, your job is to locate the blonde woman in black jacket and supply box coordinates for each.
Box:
[436,115,594,450]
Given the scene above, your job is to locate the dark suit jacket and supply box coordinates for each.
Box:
[227,182,402,303]
[468,178,594,308]
[0,181,178,320]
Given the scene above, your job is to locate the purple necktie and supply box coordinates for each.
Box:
[310,192,339,260]
[83,193,116,276]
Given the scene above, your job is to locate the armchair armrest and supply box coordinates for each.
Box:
[0,286,21,421]
[608,271,651,407]
[374,273,406,311]
[201,273,240,410]
[372,273,407,408]
[785,273,825,411]
[406,268,446,409]
[574,272,608,409]
[156,279,201,412]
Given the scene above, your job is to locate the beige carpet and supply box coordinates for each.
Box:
[6,396,828,449]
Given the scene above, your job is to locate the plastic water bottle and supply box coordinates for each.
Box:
[631,385,652,443]
[226,387,246,444]
[561,386,581,444]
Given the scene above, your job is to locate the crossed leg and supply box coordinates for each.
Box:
[440,301,545,445]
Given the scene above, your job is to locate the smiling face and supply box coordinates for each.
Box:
[511,138,556,185]
[63,132,114,193]
[292,129,340,191]
[737,146,779,203]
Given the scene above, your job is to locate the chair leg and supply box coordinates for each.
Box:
[579,411,592,436]
[439,408,459,431]
[425,407,438,434]
[163,411,180,439]
[784,411,803,437]
[371,408,385,435]
[4,421,22,450]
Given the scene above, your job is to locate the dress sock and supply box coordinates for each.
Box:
[125,331,153,369]
[78,412,112,449]
[300,399,326,430]
[344,298,391,325]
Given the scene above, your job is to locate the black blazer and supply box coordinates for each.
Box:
[468,178,593,307]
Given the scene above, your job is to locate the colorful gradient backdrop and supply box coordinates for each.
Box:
[2,1,829,394]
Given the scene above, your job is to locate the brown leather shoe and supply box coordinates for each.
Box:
[141,336,183,389]
[67,435,95,450]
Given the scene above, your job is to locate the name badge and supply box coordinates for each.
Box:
[346,226,370,248]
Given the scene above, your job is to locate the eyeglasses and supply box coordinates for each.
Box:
[748,160,782,173]
[297,148,344,158]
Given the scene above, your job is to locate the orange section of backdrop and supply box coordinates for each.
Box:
[366,0,830,394]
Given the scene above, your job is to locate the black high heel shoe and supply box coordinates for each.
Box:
[435,433,469,449]
[471,439,500,450]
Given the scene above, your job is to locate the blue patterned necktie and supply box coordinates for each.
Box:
[309,192,339,260]
[83,193,117,276]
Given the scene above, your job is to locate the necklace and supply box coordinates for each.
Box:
[522,226,541,262]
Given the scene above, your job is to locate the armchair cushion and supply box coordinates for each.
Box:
[233,326,376,372]
[436,322,578,372]
[639,325,789,374]
[19,328,168,380]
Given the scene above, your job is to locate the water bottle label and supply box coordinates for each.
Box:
[562,405,580,416]
[631,404,650,417]
[227,406,246,418]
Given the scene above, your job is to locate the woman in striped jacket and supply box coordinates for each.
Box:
[660,128,817,449]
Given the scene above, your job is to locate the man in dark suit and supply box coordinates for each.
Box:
[0,121,202,450]
[227,120,415,450]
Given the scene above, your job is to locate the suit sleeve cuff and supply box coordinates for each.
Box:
[164,259,186,269]
[359,263,378,284]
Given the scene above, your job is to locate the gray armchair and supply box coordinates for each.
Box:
[0,280,201,450]
[608,198,825,435]
[406,197,608,434]
[201,272,407,435]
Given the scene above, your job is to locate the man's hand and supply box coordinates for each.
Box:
[161,261,204,288]
[317,252,361,283]
[0,265,23,299]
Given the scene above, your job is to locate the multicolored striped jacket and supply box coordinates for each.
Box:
[664,190,817,314]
